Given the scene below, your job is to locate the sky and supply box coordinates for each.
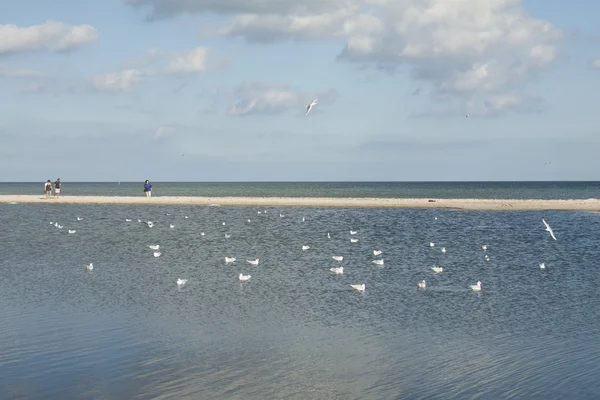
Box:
[1,0,599,182]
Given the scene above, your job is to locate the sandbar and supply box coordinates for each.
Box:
[0,195,599,210]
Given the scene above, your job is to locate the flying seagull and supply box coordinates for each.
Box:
[305,99,318,116]
[542,218,557,241]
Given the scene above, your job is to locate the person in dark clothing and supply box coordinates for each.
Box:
[54,178,62,198]
[144,180,152,197]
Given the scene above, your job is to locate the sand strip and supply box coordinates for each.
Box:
[0,195,599,210]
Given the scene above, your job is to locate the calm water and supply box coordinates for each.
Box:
[1,181,599,199]
[1,204,600,399]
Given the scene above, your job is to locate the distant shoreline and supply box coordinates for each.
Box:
[1,195,599,210]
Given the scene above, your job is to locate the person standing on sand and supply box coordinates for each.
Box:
[44,180,52,199]
[144,180,152,197]
[54,178,62,198]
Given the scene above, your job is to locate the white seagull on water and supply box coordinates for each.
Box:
[239,273,251,281]
[542,219,557,241]
[469,281,482,291]
[330,267,344,274]
[305,99,318,115]
[85,263,93,272]
[177,278,187,286]
[350,284,365,292]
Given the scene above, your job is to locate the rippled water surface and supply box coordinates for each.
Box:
[1,204,600,399]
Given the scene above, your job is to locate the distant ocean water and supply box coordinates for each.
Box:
[1,181,599,199]
[1,203,600,399]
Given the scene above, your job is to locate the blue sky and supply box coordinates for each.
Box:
[1,0,599,182]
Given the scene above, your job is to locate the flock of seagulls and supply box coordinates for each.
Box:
[48,211,558,294]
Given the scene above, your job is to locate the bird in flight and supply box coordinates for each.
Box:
[542,218,557,241]
[305,99,318,116]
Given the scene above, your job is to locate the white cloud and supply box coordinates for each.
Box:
[0,21,98,55]
[228,82,301,116]
[593,58,600,68]
[92,69,145,92]
[465,93,543,116]
[155,125,176,139]
[165,47,209,73]
[157,0,559,115]
[228,82,337,116]
[0,67,46,78]
[125,0,351,18]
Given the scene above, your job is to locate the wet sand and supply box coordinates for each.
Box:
[0,195,599,210]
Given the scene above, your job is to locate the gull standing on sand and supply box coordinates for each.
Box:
[542,219,557,241]
[305,99,318,115]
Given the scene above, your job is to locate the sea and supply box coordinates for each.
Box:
[0,181,599,199]
[1,182,600,399]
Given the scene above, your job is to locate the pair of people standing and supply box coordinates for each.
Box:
[144,180,152,197]
[44,178,61,199]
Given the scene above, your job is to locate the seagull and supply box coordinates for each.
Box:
[239,273,251,281]
[484,255,490,262]
[350,230,358,235]
[327,232,331,239]
[302,217,305,222]
[149,245,160,250]
[431,266,443,273]
[125,219,132,222]
[350,284,365,292]
[177,278,187,286]
[372,259,384,266]
[417,280,426,289]
[247,219,251,223]
[330,267,344,274]
[143,221,154,228]
[469,281,482,291]
[305,99,318,115]
[373,250,383,256]
[350,238,359,243]
[482,245,488,251]
[280,214,285,218]
[429,242,435,247]
[247,259,259,265]
[225,257,236,263]
[222,222,226,225]
[302,245,310,250]
[85,263,93,272]
[441,247,446,253]
[153,251,161,257]
[542,219,557,241]
[137,219,142,223]
[68,230,76,234]
[201,232,205,236]
[170,224,175,229]
[224,234,231,238]
[57,225,63,229]
[77,217,83,221]
[332,256,344,261]
[539,263,545,269]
